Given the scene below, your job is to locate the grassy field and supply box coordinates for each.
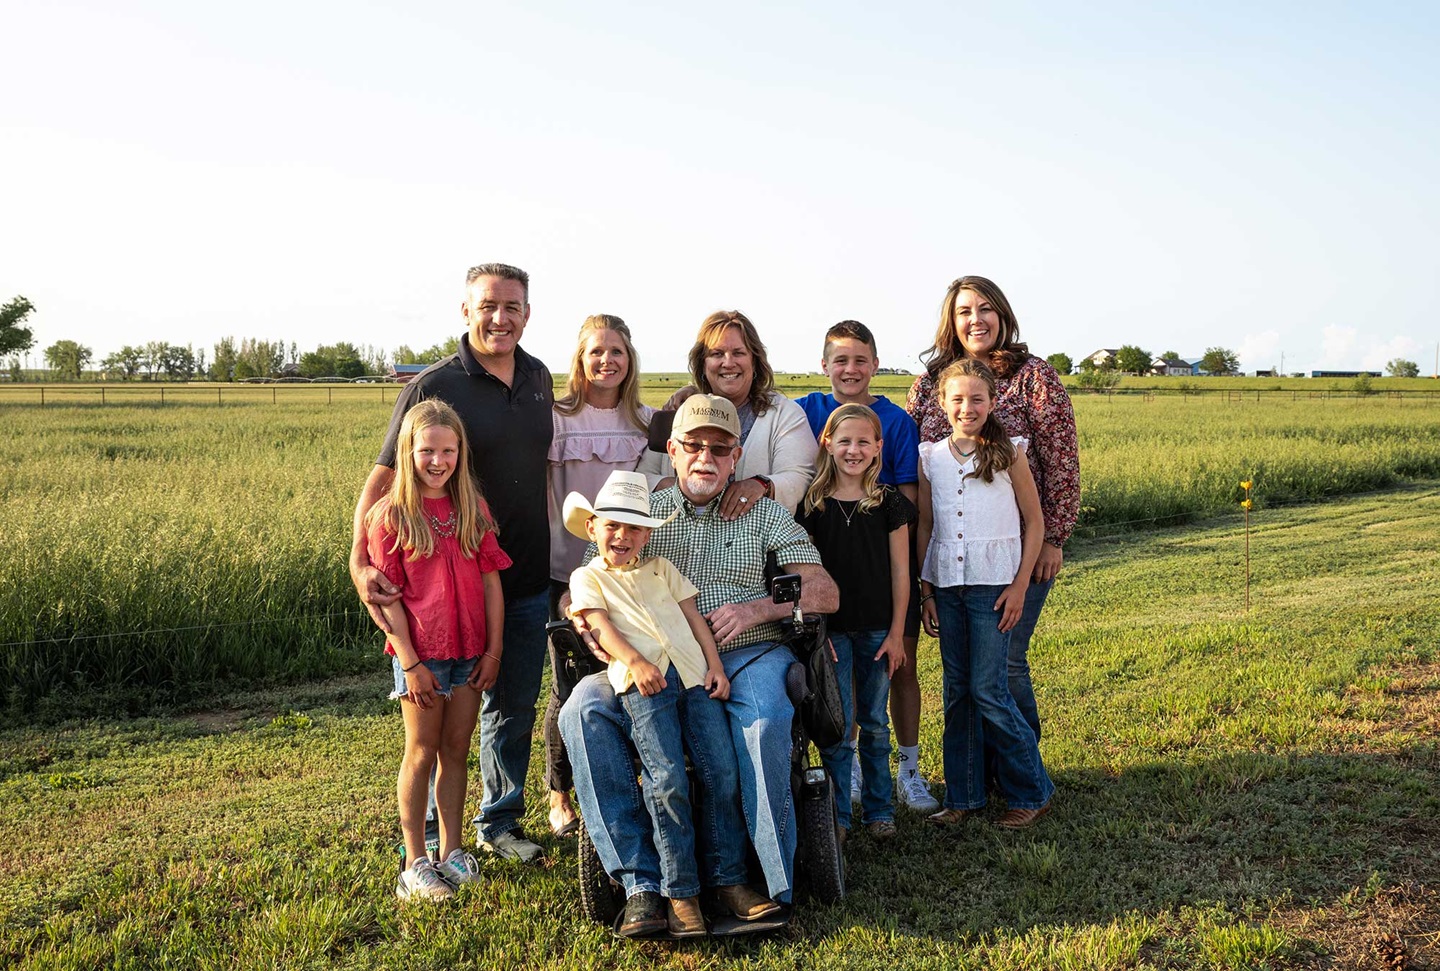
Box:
[2,488,1436,969]
[2,392,1440,715]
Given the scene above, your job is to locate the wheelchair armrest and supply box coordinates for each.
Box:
[784,661,808,707]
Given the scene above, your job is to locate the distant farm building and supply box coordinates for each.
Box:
[1151,356,1197,376]
[391,364,428,383]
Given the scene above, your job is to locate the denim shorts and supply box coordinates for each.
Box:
[389,655,481,701]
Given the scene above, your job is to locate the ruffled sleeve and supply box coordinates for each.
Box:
[478,529,513,573]
[365,498,407,589]
[883,486,918,531]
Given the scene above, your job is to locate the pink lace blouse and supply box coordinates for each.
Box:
[367,495,512,661]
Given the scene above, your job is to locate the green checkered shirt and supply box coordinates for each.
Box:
[599,486,823,652]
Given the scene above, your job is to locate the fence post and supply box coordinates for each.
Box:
[40,387,45,407]
[101,386,106,406]
[272,386,277,405]
[160,386,165,406]
[328,387,333,405]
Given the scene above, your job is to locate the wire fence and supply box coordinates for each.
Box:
[3,382,1440,407]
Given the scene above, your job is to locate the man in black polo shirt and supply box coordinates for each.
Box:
[350,262,553,864]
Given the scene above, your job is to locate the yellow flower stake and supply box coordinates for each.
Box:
[1240,480,1254,611]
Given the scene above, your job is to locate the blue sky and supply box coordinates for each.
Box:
[3,0,1436,375]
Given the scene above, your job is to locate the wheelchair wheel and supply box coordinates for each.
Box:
[797,773,846,904]
[577,820,623,925]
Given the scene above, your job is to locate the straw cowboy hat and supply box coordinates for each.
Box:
[563,470,677,540]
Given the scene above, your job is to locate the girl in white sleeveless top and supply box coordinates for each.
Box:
[916,359,1055,828]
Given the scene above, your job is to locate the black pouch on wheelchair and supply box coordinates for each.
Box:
[792,619,846,750]
[547,619,605,691]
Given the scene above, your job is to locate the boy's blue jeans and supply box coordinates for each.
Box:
[934,584,1053,811]
[561,640,798,903]
[561,666,748,899]
[818,629,894,829]
[620,665,748,898]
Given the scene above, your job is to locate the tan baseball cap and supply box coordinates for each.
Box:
[670,393,741,441]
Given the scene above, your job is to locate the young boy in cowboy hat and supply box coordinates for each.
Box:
[562,470,742,938]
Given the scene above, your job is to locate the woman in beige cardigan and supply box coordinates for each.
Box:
[644,310,816,515]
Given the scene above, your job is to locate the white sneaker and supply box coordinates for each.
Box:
[396,858,455,902]
[897,770,940,813]
[850,753,863,805]
[480,828,544,864]
[435,848,482,887]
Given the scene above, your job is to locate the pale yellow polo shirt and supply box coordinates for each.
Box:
[568,555,710,694]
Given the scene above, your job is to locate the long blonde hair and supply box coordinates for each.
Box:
[553,315,648,431]
[935,359,1016,484]
[368,399,495,559]
[803,404,885,516]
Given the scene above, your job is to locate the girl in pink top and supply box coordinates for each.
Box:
[543,315,656,837]
[366,399,512,901]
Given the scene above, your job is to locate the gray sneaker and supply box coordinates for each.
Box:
[396,858,455,902]
[897,770,940,813]
[435,848,482,887]
[480,829,544,864]
[850,753,863,805]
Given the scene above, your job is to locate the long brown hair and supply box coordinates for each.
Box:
[367,399,495,559]
[920,276,1031,380]
[803,404,885,516]
[687,310,776,415]
[553,314,648,431]
[934,359,1015,484]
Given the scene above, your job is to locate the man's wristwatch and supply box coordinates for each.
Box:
[751,474,774,498]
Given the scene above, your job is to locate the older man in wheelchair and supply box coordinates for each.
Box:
[556,395,845,938]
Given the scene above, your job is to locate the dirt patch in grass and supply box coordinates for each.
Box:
[186,709,255,733]
[1276,881,1439,970]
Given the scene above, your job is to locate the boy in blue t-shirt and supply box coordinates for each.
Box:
[794,320,920,504]
[793,320,939,815]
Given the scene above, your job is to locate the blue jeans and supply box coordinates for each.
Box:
[819,630,894,828]
[934,585,1053,811]
[559,669,748,898]
[560,639,798,903]
[471,590,549,842]
[627,668,748,897]
[981,577,1052,782]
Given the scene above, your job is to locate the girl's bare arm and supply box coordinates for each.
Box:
[468,569,506,690]
[878,522,910,676]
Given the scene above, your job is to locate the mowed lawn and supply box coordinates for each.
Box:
[3,486,1437,969]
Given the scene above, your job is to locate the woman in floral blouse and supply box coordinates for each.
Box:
[906,275,1079,756]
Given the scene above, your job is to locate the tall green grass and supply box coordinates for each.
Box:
[3,393,1438,713]
[1,402,387,715]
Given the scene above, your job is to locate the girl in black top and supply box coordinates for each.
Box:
[796,404,917,840]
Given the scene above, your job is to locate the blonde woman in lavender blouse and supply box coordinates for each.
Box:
[543,314,657,837]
